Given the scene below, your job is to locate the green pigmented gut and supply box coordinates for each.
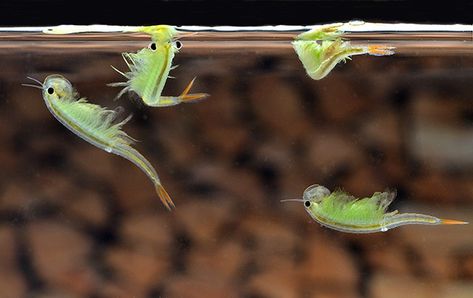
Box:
[108,25,209,107]
[23,75,175,210]
[282,184,468,233]
[292,23,395,80]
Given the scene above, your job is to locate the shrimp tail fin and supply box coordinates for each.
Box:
[156,184,175,210]
[367,45,395,56]
[439,218,469,225]
[178,77,210,103]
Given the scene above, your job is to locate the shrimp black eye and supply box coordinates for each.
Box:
[175,41,182,49]
[149,42,157,51]
[304,201,311,207]
[47,87,54,94]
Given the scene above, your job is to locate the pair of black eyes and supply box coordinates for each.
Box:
[304,201,311,207]
[148,41,183,51]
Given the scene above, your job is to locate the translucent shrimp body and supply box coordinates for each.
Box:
[293,24,395,80]
[109,25,208,107]
[23,75,174,210]
[283,184,468,233]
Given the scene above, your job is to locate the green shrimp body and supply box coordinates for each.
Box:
[25,75,174,210]
[292,39,368,80]
[293,24,394,80]
[113,42,177,105]
[293,184,468,233]
[109,30,208,107]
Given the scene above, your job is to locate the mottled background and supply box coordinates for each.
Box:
[0,40,472,298]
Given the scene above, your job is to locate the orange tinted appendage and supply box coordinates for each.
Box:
[156,184,175,210]
[440,218,469,225]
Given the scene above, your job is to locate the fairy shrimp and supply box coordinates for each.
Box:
[23,75,174,209]
[109,25,209,107]
[293,24,394,80]
[282,184,468,233]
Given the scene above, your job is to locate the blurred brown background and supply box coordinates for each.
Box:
[0,43,472,298]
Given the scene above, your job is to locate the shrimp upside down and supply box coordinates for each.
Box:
[109,25,208,107]
[23,75,174,210]
[282,184,468,233]
[293,24,395,80]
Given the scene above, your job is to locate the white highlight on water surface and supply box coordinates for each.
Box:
[178,23,473,33]
[0,22,471,34]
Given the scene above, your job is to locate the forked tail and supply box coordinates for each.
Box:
[367,45,396,56]
[156,184,175,210]
[440,218,469,225]
[178,77,210,103]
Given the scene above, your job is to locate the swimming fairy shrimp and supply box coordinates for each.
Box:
[23,75,174,210]
[282,184,468,233]
[108,25,209,107]
[293,23,395,80]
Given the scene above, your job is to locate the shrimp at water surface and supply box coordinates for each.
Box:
[23,75,174,209]
[109,25,209,107]
[293,23,395,80]
[282,184,468,233]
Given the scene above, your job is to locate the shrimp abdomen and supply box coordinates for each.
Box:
[383,213,468,230]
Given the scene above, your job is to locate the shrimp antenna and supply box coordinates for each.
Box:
[26,76,44,86]
[280,199,305,203]
[22,84,43,89]
[22,76,44,89]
